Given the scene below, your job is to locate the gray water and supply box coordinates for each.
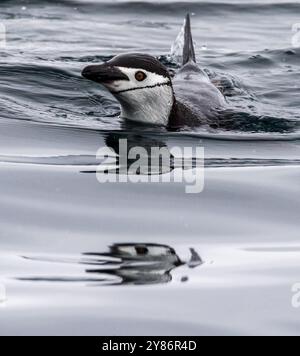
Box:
[0,0,300,336]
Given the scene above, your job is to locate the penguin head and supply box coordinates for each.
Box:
[82,53,174,126]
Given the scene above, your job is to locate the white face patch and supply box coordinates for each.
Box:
[103,67,171,94]
[102,67,174,126]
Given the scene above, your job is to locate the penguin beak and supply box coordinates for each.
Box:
[82,64,129,84]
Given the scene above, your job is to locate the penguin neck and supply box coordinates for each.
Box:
[117,84,175,126]
[168,98,200,129]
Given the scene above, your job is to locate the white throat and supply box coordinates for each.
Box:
[104,67,174,126]
[117,84,174,126]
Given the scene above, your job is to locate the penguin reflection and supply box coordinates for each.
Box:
[103,130,174,176]
[19,243,203,286]
[82,123,199,177]
[84,243,184,286]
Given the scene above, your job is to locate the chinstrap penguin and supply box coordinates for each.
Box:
[82,14,226,129]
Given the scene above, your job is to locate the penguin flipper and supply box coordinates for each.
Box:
[182,13,196,65]
[170,13,196,66]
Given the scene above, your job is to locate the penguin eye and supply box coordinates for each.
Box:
[135,71,147,82]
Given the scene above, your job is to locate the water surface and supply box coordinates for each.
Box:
[0,0,300,336]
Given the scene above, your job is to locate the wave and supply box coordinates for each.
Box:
[2,1,300,15]
[0,45,299,138]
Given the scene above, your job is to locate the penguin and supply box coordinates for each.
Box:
[82,14,226,129]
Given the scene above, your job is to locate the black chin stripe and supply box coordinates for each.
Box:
[113,81,171,95]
